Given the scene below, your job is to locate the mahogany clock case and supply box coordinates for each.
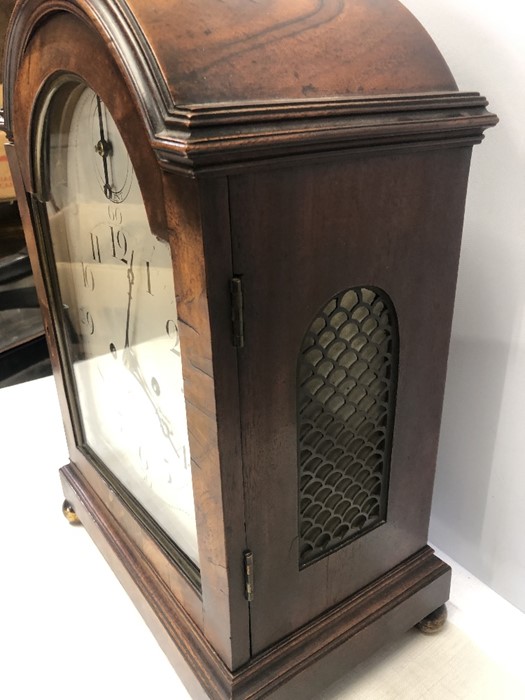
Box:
[2,1,497,699]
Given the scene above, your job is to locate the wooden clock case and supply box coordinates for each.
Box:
[3,1,497,698]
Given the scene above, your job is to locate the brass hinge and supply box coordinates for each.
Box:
[231,276,244,348]
[243,550,254,602]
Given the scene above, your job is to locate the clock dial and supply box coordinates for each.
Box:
[44,84,199,566]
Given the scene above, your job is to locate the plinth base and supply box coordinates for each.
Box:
[60,461,451,700]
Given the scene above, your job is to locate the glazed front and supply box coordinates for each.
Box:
[43,81,199,565]
[7,9,250,672]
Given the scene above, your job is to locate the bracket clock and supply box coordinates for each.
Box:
[3,1,497,698]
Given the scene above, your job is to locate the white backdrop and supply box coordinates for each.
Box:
[400,0,525,613]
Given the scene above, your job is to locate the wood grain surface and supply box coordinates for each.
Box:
[2,1,497,697]
[126,0,458,104]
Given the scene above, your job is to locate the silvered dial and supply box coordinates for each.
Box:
[44,83,199,566]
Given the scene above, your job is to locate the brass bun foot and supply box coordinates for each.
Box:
[416,604,447,634]
[62,499,82,526]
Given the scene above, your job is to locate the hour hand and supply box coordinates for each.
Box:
[122,346,148,395]
[122,346,155,409]
[122,344,140,378]
[122,347,177,449]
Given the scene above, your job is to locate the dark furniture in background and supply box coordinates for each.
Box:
[0,202,49,387]
[0,1,50,387]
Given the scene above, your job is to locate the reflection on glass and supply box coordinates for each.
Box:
[45,84,199,566]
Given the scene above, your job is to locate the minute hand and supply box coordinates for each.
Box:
[124,250,135,350]
[121,253,179,452]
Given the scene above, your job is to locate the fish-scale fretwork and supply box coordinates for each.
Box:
[298,287,398,566]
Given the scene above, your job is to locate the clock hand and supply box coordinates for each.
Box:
[120,256,176,449]
[120,252,179,453]
[122,345,179,453]
[124,250,135,350]
[95,95,113,200]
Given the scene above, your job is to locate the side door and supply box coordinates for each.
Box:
[230,151,466,654]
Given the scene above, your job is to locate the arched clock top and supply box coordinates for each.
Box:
[3,0,171,139]
[4,0,498,172]
[4,0,458,120]
[124,0,460,104]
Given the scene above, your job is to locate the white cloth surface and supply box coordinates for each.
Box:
[1,376,524,699]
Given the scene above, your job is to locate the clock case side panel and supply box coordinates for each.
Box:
[7,8,250,676]
[229,145,473,653]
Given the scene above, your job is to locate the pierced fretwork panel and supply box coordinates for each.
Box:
[298,287,398,567]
